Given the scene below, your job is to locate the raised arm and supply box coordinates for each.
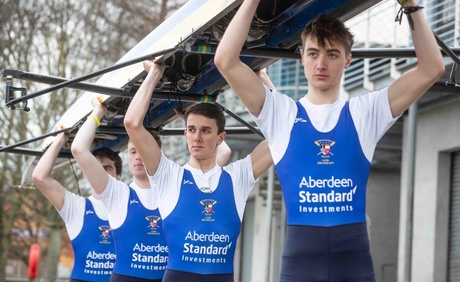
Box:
[124,60,164,176]
[388,0,444,117]
[32,132,69,210]
[71,97,109,194]
[250,140,273,179]
[214,0,266,117]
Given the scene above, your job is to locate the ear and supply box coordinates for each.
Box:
[344,53,352,68]
[217,131,226,145]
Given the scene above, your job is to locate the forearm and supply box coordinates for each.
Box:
[32,134,68,209]
[125,62,165,176]
[34,135,66,180]
[389,1,444,113]
[71,114,107,194]
[71,111,101,156]
[214,0,267,116]
[215,0,260,69]
[124,68,162,128]
[403,1,444,77]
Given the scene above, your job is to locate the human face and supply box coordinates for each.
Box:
[301,36,352,93]
[184,113,225,161]
[127,141,147,179]
[96,156,120,180]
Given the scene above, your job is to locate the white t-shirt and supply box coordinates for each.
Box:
[148,154,257,221]
[57,192,108,240]
[98,176,158,229]
[253,86,398,165]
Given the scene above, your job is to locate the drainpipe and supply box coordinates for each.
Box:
[278,193,286,280]
[397,102,417,282]
[265,165,274,281]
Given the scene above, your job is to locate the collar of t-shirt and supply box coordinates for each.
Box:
[183,163,222,194]
[299,95,346,133]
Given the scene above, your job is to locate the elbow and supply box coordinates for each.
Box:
[417,60,445,86]
[32,170,45,188]
[123,115,143,132]
[70,144,79,157]
[123,115,134,129]
[71,142,84,159]
[427,63,445,86]
[425,58,445,82]
[214,55,224,71]
[214,53,233,73]
[435,63,445,80]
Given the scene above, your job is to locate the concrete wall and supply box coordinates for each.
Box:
[408,99,460,281]
[367,168,401,282]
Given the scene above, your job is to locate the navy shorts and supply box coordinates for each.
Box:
[279,223,375,282]
[162,269,233,282]
[110,273,162,282]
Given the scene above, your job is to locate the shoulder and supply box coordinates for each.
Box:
[222,155,252,178]
[349,87,389,106]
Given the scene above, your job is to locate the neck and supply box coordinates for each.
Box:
[133,176,151,189]
[306,85,341,105]
[188,156,216,173]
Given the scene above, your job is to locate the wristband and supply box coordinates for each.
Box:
[88,114,101,127]
[403,6,424,15]
[395,5,424,30]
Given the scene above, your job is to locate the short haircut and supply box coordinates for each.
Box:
[184,103,226,133]
[301,14,354,55]
[92,147,122,176]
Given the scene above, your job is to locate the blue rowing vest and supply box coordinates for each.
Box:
[163,169,240,275]
[111,187,168,280]
[276,102,370,227]
[71,199,115,281]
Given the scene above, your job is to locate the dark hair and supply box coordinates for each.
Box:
[301,14,354,55]
[92,147,122,176]
[184,103,225,133]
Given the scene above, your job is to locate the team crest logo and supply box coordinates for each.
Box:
[200,199,217,222]
[146,215,162,235]
[314,139,335,164]
[99,225,111,244]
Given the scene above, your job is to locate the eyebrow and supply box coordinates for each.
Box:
[306,47,342,54]
[187,125,213,130]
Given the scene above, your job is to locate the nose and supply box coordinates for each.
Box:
[193,131,202,142]
[316,54,327,70]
